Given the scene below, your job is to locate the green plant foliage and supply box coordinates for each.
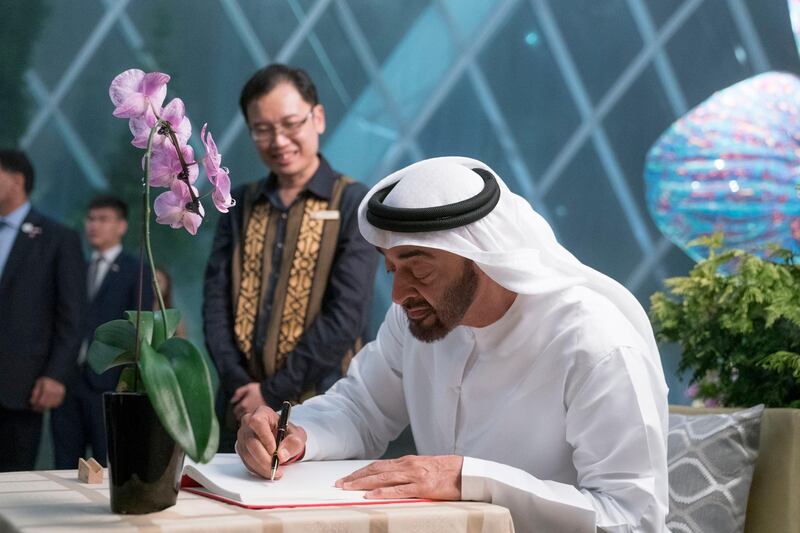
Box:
[123,309,181,348]
[140,337,219,463]
[87,310,182,374]
[86,320,137,373]
[88,308,219,462]
[116,366,143,394]
[650,237,800,408]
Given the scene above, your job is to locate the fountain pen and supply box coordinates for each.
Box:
[270,401,292,481]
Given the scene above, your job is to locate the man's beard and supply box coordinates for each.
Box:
[404,260,479,343]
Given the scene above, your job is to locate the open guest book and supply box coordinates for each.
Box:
[181,454,429,509]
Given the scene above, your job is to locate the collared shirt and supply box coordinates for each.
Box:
[0,201,31,278]
[88,243,123,296]
[79,243,125,365]
[291,287,669,532]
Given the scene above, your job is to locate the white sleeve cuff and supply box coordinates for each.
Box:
[461,456,493,502]
[301,423,320,461]
[461,456,596,532]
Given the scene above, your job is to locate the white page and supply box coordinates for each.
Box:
[184,454,380,505]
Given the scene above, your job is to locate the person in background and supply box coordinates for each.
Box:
[51,195,152,469]
[203,63,379,451]
[0,149,86,472]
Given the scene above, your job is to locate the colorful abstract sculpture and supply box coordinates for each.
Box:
[645,72,800,261]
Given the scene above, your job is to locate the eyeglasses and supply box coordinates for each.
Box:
[249,109,314,143]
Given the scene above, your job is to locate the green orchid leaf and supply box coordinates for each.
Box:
[200,347,220,397]
[116,365,145,393]
[124,310,154,345]
[123,309,180,348]
[139,337,219,463]
[152,309,181,348]
[87,320,137,374]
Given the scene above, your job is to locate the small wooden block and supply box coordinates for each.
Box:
[77,457,103,484]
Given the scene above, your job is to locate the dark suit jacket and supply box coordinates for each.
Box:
[0,208,86,410]
[82,251,153,392]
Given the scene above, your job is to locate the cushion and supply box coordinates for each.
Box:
[666,404,764,533]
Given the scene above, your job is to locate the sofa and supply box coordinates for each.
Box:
[669,406,800,533]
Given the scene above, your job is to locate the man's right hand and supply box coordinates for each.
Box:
[236,406,307,479]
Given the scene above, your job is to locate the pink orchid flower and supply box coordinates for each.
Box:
[211,169,236,213]
[109,69,170,119]
[147,143,198,188]
[199,123,235,212]
[129,98,192,149]
[128,106,159,147]
[154,180,204,235]
[200,123,222,177]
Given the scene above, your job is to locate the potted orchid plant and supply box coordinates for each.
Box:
[86,69,234,514]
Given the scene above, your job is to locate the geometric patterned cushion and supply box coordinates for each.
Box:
[666,404,764,533]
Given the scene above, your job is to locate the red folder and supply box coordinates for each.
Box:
[180,473,432,510]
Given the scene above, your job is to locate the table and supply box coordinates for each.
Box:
[0,470,515,532]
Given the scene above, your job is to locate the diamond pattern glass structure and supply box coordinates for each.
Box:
[8,0,799,403]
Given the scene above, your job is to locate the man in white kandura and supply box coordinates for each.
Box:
[236,156,669,532]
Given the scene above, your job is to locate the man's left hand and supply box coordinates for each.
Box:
[29,377,66,412]
[231,382,267,420]
[335,455,463,500]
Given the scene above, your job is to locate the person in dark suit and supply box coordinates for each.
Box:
[51,195,152,469]
[0,149,86,472]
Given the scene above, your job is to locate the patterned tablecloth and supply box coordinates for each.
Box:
[0,470,515,532]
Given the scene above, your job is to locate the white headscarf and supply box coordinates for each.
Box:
[358,156,661,361]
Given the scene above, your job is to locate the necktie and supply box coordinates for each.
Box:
[88,256,104,299]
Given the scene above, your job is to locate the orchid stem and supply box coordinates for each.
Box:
[163,125,203,215]
[144,120,168,341]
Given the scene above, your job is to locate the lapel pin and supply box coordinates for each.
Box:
[20,222,42,238]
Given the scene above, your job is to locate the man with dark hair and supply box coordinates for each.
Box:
[51,194,152,469]
[203,64,379,451]
[0,149,86,472]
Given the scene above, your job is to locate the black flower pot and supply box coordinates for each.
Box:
[104,392,185,514]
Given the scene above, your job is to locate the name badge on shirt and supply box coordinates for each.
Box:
[311,210,340,220]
